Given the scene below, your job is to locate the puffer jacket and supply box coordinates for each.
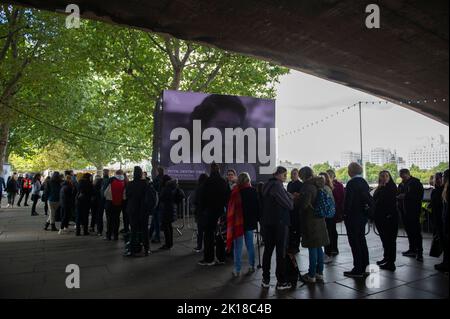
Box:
[299,176,330,248]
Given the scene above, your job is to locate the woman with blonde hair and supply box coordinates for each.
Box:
[226,172,260,277]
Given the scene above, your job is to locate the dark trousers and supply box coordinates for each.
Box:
[196,223,204,249]
[31,195,39,215]
[44,200,48,215]
[7,192,16,205]
[122,202,129,232]
[203,223,225,263]
[345,217,369,273]
[106,202,121,239]
[76,202,90,233]
[149,208,161,241]
[262,223,289,283]
[17,190,30,205]
[375,215,398,263]
[402,210,423,254]
[96,198,105,234]
[130,212,150,251]
[324,218,339,255]
[90,203,97,229]
[162,221,174,248]
[61,206,72,229]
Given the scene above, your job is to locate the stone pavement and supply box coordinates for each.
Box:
[0,203,448,299]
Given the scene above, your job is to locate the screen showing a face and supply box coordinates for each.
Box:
[159,90,276,182]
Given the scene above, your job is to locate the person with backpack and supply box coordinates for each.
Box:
[373,170,398,271]
[125,166,158,256]
[343,162,373,278]
[104,170,126,241]
[45,172,62,231]
[30,173,42,216]
[261,166,294,290]
[226,172,259,277]
[298,167,331,283]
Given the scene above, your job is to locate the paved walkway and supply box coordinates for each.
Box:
[0,203,448,299]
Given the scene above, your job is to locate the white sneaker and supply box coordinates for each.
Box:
[6,204,10,208]
[316,273,324,282]
[301,274,316,283]
[323,255,333,264]
[58,229,65,235]
[232,270,240,277]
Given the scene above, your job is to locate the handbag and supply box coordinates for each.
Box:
[429,234,443,258]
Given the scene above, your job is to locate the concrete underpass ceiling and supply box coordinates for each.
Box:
[6,0,449,124]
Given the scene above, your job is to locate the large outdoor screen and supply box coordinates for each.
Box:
[159,90,277,182]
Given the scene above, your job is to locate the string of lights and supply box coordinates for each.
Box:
[278,97,448,139]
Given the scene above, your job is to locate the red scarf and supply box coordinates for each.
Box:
[226,183,251,252]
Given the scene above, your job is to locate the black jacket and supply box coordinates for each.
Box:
[398,177,424,216]
[430,186,444,234]
[60,182,75,210]
[160,180,184,223]
[261,177,293,226]
[240,187,260,231]
[6,178,18,193]
[201,172,227,228]
[344,176,373,221]
[77,179,93,206]
[373,182,398,219]
[126,179,157,225]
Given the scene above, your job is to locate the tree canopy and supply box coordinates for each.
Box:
[1,5,289,173]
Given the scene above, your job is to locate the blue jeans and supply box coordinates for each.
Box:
[233,230,255,273]
[308,247,324,277]
[149,207,160,241]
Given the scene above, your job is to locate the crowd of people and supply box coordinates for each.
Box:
[0,162,448,290]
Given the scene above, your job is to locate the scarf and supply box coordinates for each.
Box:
[226,183,251,252]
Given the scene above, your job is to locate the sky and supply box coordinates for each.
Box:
[275,70,449,166]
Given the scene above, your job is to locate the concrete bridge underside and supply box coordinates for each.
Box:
[7,0,449,124]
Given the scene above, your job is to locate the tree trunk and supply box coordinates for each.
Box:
[170,66,182,90]
[95,165,104,176]
[0,122,10,175]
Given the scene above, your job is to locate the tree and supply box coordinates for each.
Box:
[3,10,289,172]
[312,162,332,175]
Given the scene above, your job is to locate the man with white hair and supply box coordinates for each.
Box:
[343,162,373,278]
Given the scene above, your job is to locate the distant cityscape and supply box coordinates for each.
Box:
[280,135,449,170]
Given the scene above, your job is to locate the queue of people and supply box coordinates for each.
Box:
[1,162,448,288]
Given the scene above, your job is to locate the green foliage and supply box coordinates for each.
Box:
[2,5,289,171]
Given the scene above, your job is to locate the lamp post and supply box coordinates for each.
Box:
[358,101,366,179]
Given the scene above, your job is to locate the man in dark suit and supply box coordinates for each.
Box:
[198,163,228,266]
[343,162,373,278]
[397,168,425,261]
